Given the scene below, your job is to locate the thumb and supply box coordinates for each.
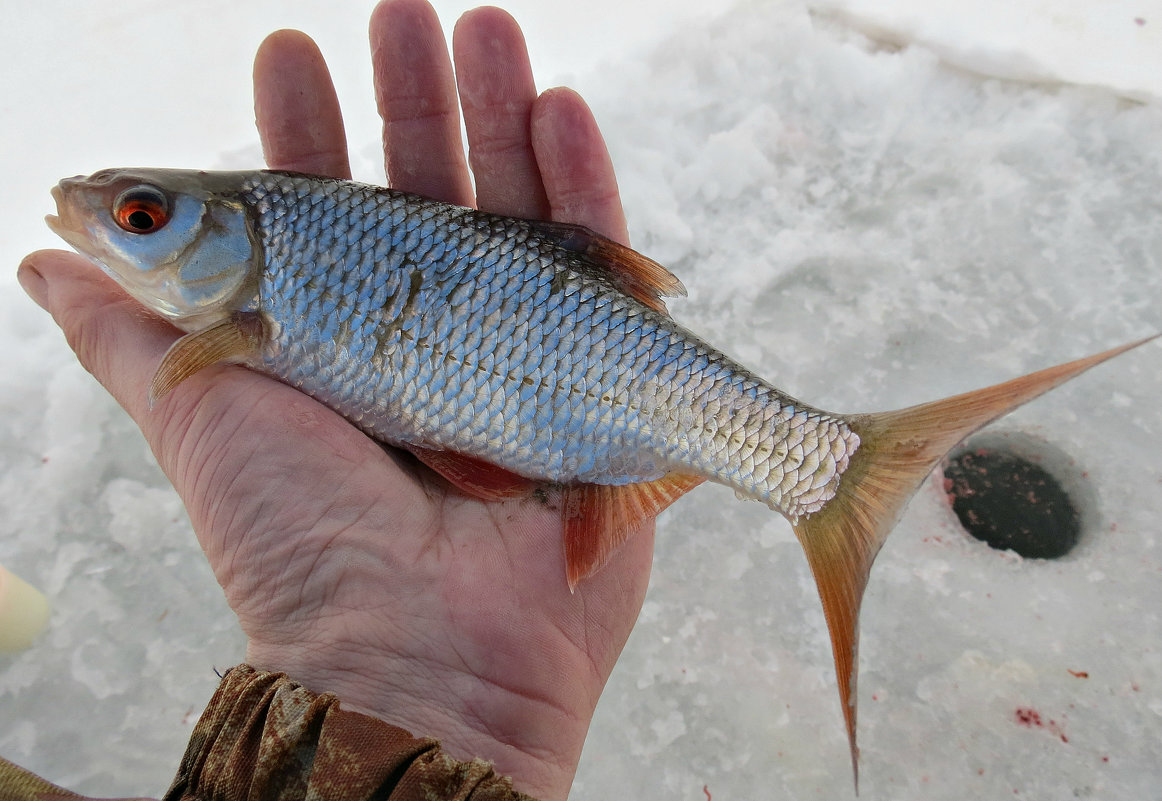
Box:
[18,249,178,427]
[15,250,267,484]
[17,249,394,516]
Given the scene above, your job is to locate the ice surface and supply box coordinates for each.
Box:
[2,1,1160,799]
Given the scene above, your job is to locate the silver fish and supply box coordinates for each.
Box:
[47,167,1154,783]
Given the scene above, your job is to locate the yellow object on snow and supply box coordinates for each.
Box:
[0,564,49,652]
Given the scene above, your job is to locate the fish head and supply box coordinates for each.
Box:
[47,168,259,329]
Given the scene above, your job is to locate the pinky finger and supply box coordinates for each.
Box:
[531,88,629,246]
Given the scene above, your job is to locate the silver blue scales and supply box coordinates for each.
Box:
[241,172,859,516]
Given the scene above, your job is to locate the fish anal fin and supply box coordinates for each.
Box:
[530,219,686,315]
[793,334,1159,790]
[150,313,264,406]
[406,446,536,501]
[564,473,705,591]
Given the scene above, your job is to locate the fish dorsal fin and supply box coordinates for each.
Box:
[530,220,686,315]
[150,314,263,405]
[406,446,536,501]
[563,473,705,591]
[791,335,1158,790]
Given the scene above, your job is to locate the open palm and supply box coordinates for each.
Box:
[21,3,649,799]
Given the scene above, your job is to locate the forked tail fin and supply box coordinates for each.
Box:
[791,336,1156,790]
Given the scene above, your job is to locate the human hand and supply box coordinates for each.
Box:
[19,2,644,799]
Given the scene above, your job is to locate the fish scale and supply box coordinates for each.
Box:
[242,172,857,513]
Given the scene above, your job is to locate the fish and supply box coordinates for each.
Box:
[47,167,1155,785]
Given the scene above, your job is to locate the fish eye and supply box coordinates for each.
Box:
[113,186,170,233]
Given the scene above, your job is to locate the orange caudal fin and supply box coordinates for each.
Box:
[564,474,706,591]
[791,335,1157,790]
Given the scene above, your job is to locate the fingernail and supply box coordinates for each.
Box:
[17,258,49,310]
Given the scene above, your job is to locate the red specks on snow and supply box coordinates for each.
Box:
[1014,707,1069,743]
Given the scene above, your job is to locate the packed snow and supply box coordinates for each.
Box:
[2,1,1160,798]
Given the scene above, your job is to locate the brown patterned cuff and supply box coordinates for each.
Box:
[163,665,537,801]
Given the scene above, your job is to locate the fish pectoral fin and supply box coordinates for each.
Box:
[149,314,264,406]
[530,220,686,315]
[405,446,537,501]
[794,334,1159,790]
[564,473,705,592]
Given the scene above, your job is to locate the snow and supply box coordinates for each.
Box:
[811,0,1162,103]
[2,0,1161,798]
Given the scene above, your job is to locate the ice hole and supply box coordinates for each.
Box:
[942,432,1091,559]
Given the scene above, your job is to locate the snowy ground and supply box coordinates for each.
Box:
[2,1,1161,799]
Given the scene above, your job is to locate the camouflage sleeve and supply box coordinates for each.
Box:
[0,665,538,801]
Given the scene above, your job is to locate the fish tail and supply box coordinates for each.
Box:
[791,335,1156,790]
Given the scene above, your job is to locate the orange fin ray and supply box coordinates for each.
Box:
[405,446,536,501]
[564,473,705,591]
[531,219,685,315]
[150,314,263,406]
[793,335,1158,790]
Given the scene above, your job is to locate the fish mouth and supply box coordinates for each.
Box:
[44,212,66,237]
[45,210,85,251]
[45,184,65,233]
[45,181,87,249]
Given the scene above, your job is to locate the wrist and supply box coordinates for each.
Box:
[173,665,539,801]
[245,633,594,801]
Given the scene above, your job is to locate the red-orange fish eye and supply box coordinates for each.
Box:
[112,186,170,233]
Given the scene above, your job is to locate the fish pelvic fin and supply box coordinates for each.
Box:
[398,449,705,591]
[564,473,706,592]
[793,335,1158,790]
[149,313,264,407]
[404,446,538,501]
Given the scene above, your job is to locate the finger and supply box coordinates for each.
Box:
[531,88,630,245]
[254,29,352,179]
[370,0,474,205]
[452,7,547,219]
